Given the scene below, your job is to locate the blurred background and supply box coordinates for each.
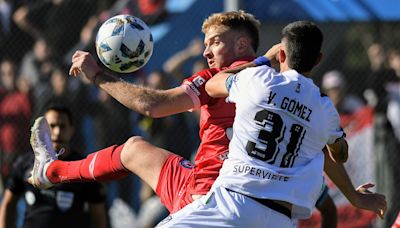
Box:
[0,0,399,227]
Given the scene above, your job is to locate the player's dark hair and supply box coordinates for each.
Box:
[282,21,323,73]
[43,101,74,125]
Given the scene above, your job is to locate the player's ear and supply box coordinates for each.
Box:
[236,36,250,53]
[279,48,286,63]
[314,53,323,66]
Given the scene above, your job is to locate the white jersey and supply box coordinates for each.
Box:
[213,66,344,219]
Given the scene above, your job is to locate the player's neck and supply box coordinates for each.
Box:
[281,65,311,77]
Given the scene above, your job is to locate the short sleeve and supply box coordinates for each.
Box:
[324,97,345,144]
[6,154,32,195]
[225,73,240,103]
[227,66,275,104]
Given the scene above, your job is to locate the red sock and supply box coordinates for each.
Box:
[46,144,129,183]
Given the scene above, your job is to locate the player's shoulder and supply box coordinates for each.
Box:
[319,92,338,116]
[183,68,217,84]
[236,65,277,82]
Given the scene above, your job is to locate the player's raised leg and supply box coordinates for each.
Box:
[28,116,171,191]
[119,136,173,189]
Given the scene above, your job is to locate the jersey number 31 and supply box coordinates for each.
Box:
[246,110,306,168]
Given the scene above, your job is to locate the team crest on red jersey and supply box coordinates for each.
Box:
[179,160,194,169]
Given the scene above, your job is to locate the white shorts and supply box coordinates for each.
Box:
[155,186,295,228]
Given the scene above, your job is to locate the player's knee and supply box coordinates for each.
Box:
[120,136,146,166]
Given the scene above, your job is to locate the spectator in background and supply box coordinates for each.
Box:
[34,65,91,152]
[162,37,207,146]
[92,89,132,150]
[12,0,96,63]
[0,59,32,194]
[364,43,398,113]
[364,43,400,227]
[317,70,366,228]
[139,70,196,159]
[19,37,54,100]
[0,103,107,228]
[387,49,400,142]
[63,16,99,66]
[388,49,400,79]
[125,0,167,26]
[163,38,205,82]
[386,49,400,228]
[63,0,119,66]
[0,0,33,61]
[322,70,364,115]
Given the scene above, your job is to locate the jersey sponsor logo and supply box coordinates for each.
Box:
[56,191,74,211]
[193,75,206,87]
[179,159,194,169]
[233,164,290,182]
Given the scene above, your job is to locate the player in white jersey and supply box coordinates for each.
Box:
[213,59,341,218]
[155,21,386,227]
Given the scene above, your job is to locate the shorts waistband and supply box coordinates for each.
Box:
[226,188,291,219]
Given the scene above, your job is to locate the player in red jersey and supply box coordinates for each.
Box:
[30,11,258,213]
[29,11,386,218]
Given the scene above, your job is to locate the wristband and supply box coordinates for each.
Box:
[253,56,271,67]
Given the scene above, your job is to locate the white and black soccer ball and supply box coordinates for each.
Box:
[95,15,153,73]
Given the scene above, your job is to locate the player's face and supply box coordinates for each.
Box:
[203,25,241,68]
[44,110,74,152]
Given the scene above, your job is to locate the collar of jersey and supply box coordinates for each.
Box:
[282,70,315,85]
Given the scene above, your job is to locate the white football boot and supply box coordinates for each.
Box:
[28,116,57,189]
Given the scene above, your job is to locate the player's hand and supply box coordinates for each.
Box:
[264,43,281,67]
[353,183,387,219]
[69,50,102,83]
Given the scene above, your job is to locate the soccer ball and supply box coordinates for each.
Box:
[95,15,153,73]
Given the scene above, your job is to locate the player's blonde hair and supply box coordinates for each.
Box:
[202,10,261,52]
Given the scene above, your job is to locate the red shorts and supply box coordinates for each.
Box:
[155,154,195,213]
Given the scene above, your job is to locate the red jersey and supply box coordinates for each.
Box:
[180,59,252,195]
[0,90,32,153]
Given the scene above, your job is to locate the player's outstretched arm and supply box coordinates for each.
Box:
[323,149,387,219]
[206,43,281,98]
[205,61,257,98]
[69,50,193,118]
[326,138,349,163]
